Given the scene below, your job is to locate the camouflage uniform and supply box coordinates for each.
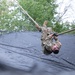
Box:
[38,25,61,54]
[35,21,61,54]
[38,25,54,51]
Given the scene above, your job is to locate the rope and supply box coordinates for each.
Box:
[58,28,75,35]
[17,0,38,25]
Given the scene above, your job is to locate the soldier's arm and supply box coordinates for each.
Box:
[45,34,53,40]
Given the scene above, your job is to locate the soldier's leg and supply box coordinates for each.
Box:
[52,36,61,54]
[42,44,52,55]
[56,40,62,49]
[54,36,62,48]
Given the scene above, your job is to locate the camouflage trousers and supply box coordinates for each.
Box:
[41,42,53,55]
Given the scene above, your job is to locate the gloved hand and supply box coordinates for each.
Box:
[53,33,58,36]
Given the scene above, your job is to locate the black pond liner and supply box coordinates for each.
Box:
[0,31,75,75]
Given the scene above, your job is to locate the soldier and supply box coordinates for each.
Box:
[35,20,61,55]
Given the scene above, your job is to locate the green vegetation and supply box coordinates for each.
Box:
[0,0,75,34]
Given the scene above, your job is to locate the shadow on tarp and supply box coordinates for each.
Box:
[0,31,75,75]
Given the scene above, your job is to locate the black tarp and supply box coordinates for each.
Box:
[0,31,75,75]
